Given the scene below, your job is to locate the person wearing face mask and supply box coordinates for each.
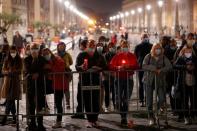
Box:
[0,45,9,84]
[174,47,197,125]
[24,44,31,57]
[110,40,139,127]
[0,45,9,106]
[142,43,172,126]
[102,42,117,112]
[134,34,153,107]
[161,38,178,114]
[42,48,68,129]
[96,43,104,55]
[186,33,194,48]
[57,42,73,109]
[76,40,106,128]
[0,46,22,126]
[71,40,88,119]
[24,43,48,131]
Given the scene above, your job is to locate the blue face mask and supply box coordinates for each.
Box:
[122,48,129,52]
[59,51,65,57]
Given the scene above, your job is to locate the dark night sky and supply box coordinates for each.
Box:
[76,0,122,21]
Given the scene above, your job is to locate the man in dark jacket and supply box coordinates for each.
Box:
[24,43,47,131]
[75,40,106,127]
[134,34,152,107]
[13,31,24,54]
[71,40,88,119]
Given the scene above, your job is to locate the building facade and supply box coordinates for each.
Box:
[0,0,86,43]
[118,0,197,35]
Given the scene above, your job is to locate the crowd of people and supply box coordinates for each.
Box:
[0,30,197,130]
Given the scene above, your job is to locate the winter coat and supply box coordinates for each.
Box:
[76,51,106,86]
[142,54,172,87]
[109,52,139,79]
[1,56,22,100]
[24,55,48,94]
[134,41,152,68]
[13,35,24,48]
[49,56,69,91]
[174,56,196,92]
[58,52,73,70]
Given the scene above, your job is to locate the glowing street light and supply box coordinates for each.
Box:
[110,17,113,21]
[131,10,135,15]
[158,0,164,7]
[146,4,152,11]
[138,8,142,13]
[69,5,74,10]
[116,15,120,19]
[120,13,124,18]
[125,12,129,17]
[64,1,70,7]
[58,0,62,2]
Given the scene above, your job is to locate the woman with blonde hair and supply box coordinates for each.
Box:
[142,43,172,126]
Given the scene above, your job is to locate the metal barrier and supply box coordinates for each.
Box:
[0,70,196,130]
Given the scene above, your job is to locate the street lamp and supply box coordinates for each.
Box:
[158,0,164,7]
[131,10,135,15]
[125,12,129,17]
[64,1,70,7]
[120,13,124,18]
[138,8,142,13]
[146,5,151,33]
[116,15,120,19]
[146,4,152,11]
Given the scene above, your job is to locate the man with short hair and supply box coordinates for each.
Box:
[134,34,152,107]
[24,43,47,131]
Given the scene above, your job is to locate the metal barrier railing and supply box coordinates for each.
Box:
[0,70,196,130]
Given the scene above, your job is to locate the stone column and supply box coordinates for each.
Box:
[34,0,40,37]
[50,0,55,37]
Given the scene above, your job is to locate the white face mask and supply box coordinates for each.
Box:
[10,53,17,58]
[184,53,192,58]
[155,49,162,55]
[44,54,51,61]
[97,46,103,53]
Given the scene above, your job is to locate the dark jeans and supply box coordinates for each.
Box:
[183,85,197,118]
[83,89,100,122]
[115,78,133,120]
[103,78,115,108]
[5,100,16,120]
[76,82,84,114]
[27,79,45,125]
[138,71,144,103]
[54,90,64,122]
